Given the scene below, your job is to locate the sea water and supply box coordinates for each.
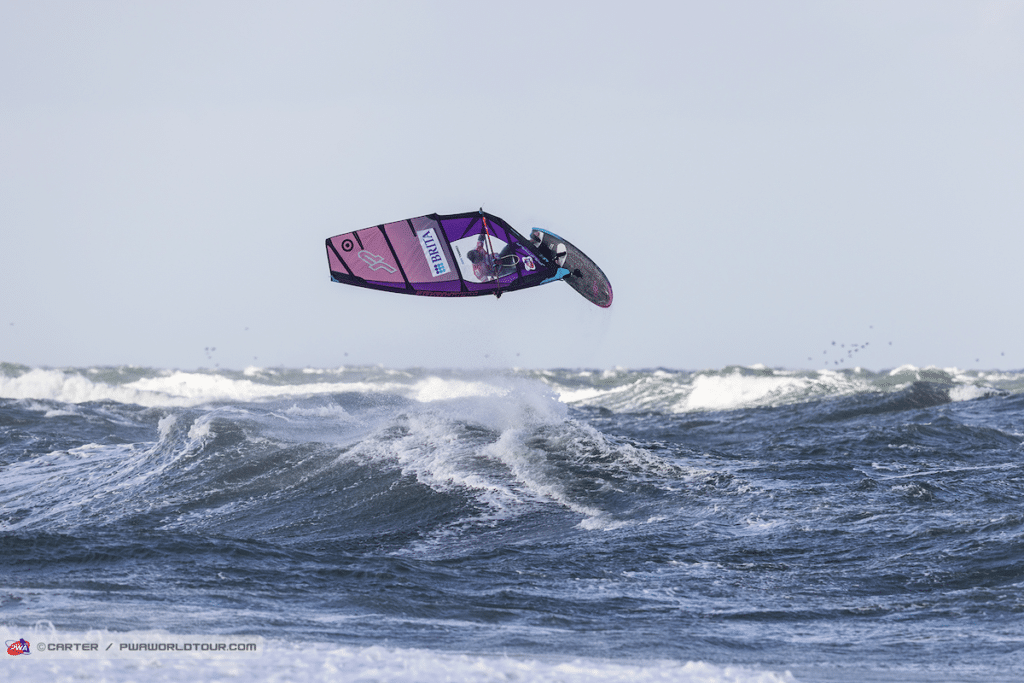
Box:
[1,363,1022,682]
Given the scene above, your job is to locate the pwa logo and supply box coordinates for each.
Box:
[6,638,30,656]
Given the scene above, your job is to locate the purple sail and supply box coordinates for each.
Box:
[326,211,561,299]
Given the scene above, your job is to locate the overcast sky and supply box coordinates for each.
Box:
[2,1,1022,371]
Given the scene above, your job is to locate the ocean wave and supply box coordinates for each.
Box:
[0,373,689,539]
[542,365,1024,413]
[0,365,544,409]
[3,363,1021,414]
[3,361,1023,680]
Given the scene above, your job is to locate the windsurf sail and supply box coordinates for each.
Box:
[326,210,612,306]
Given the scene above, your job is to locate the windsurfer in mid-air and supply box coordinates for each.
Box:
[466,231,518,282]
[326,209,612,307]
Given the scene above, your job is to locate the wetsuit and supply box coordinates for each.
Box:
[470,238,517,282]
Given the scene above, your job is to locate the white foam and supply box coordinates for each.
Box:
[888,364,920,377]
[557,386,609,403]
[553,368,871,414]
[6,365,1020,416]
[277,403,354,420]
[0,628,799,683]
[384,411,520,516]
[0,368,547,409]
[483,427,615,530]
[949,384,994,402]
[683,373,810,412]
[409,376,507,402]
[0,368,136,404]
[126,371,399,405]
[353,388,570,521]
[157,414,178,440]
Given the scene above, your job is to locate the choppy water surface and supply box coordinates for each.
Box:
[1,364,1022,681]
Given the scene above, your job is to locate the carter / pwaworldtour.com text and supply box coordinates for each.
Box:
[10,635,262,659]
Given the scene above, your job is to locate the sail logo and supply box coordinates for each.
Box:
[357,250,397,274]
[417,228,451,277]
[7,638,30,656]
